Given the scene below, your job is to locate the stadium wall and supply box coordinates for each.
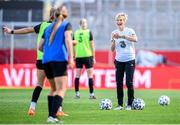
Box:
[0,64,180,89]
[0,49,180,64]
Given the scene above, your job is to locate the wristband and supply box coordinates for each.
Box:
[11,30,14,34]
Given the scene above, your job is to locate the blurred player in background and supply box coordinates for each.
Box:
[111,12,138,110]
[38,4,74,123]
[136,49,167,67]
[3,7,67,117]
[136,49,180,67]
[73,18,96,99]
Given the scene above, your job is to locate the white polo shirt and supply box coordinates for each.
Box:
[111,27,136,62]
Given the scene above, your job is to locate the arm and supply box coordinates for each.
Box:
[124,34,138,42]
[72,34,77,57]
[89,31,96,63]
[65,30,74,68]
[113,29,138,42]
[73,45,76,60]
[111,39,115,52]
[38,38,44,52]
[90,40,96,64]
[111,33,116,52]
[3,26,35,34]
[72,34,77,46]
[113,33,137,42]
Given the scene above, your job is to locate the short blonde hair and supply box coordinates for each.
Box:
[80,18,87,25]
[115,12,128,22]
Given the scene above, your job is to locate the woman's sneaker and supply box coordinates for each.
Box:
[74,92,80,99]
[125,105,132,110]
[56,111,69,117]
[89,95,96,99]
[28,107,35,116]
[47,116,57,123]
[114,105,123,110]
[47,116,62,123]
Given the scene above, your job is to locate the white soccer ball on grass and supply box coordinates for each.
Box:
[158,95,170,106]
[99,98,112,110]
[132,98,145,110]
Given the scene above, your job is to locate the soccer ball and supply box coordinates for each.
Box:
[158,95,170,106]
[99,98,112,110]
[132,98,145,110]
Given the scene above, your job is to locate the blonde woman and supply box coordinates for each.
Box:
[39,5,74,123]
[3,8,60,116]
[111,12,138,110]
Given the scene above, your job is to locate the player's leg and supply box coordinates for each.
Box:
[74,58,83,98]
[47,79,60,123]
[47,78,56,117]
[51,62,68,117]
[47,78,66,122]
[86,68,95,99]
[56,75,69,116]
[114,60,125,110]
[86,56,96,99]
[44,62,60,123]
[125,60,135,110]
[47,75,67,123]
[28,60,45,116]
[42,62,56,120]
[50,76,66,119]
[74,68,82,98]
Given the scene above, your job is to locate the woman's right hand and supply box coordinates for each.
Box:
[3,26,12,34]
[112,33,120,39]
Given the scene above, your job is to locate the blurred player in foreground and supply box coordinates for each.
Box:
[3,7,67,117]
[39,5,74,123]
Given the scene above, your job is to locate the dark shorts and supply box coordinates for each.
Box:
[36,60,44,70]
[43,61,68,79]
[75,56,93,69]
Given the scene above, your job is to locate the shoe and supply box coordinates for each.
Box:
[125,105,132,110]
[74,94,80,99]
[74,92,80,99]
[56,111,69,117]
[89,95,96,99]
[114,105,123,110]
[47,116,63,124]
[28,108,35,116]
[47,116,57,123]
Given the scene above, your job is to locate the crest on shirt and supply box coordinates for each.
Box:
[119,41,126,48]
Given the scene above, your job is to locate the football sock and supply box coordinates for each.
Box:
[75,78,79,92]
[58,106,62,112]
[31,86,42,103]
[30,102,36,110]
[48,95,54,117]
[88,78,94,93]
[58,98,63,111]
[52,95,63,118]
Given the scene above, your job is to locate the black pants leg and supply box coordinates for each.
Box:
[115,60,125,106]
[125,60,135,106]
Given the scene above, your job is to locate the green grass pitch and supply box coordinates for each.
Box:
[0,88,180,124]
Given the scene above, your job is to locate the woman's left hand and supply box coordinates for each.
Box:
[68,58,75,68]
